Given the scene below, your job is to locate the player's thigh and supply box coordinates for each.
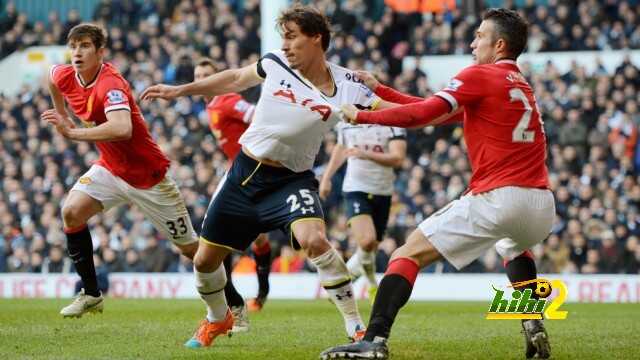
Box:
[201,173,262,252]
[348,214,377,248]
[62,191,104,227]
[418,195,500,270]
[65,165,126,226]
[392,228,444,268]
[128,176,198,247]
[494,187,555,260]
[259,174,325,251]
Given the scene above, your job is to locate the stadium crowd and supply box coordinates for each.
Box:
[0,0,639,276]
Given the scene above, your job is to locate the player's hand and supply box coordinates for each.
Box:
[41,109,71,137]
[345,147,367,160]
[355,70,380,90]
[140,84,181,101]
[340,104,359,124]
[319,179,332,200]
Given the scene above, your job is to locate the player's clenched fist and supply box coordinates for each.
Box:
[340,104,359,124]
[355,70,380,91]
[140,84,182,101]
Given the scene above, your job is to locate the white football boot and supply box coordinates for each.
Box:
[60,288,104,318]
[230,303,250,332]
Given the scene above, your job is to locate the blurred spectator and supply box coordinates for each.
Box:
[42,245,71,273]
[272,246,305,273]
[122,248,145,272]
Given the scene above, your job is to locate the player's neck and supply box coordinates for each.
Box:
[299,55,333,95]
[299,56,330,86]
[77,63,102,86]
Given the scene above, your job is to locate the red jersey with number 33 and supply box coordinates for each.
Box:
[434,60,549,194]
[50,63,170,189]
[206,94,255,161]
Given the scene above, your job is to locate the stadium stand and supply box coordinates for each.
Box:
[0,0,639,275]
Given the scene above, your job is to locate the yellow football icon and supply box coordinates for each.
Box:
[535,280,552,298]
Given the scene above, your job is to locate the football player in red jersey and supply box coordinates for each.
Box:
[41,24,201,319]
[321,9,555,360]
[193,59,272,330]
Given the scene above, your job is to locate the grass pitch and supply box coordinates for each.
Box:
[0,299,637,359]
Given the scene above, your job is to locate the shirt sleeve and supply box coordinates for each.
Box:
[231,98,256,123]
[390,127,407,140]
[434,65,486,111]
[100,76,131,114]
[49,65,63,85]
[353,83,382,110]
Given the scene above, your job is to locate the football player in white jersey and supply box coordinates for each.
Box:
[141,4,396,348]
[320,122,406,301]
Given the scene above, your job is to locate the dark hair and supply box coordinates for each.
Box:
[483,8,529,58]
[277,4,331,51]
[67,23,107,49]
[196,57,217,72]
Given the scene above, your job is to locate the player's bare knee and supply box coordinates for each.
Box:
[177,242,198,260]
[61,203,84,229]
[359,235,377,252]
[391,232,440,267]
[302,233,331,258]
[193,252,216,273]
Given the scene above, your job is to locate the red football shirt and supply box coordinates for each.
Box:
[433,59,549,194]
[51,63,170,189]
[206,94,255,161]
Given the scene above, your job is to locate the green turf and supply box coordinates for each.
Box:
[0,299,637,359]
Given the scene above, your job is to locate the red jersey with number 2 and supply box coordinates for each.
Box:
[50,63,169,189]
[206,94,255,161]
[434,59,549,194]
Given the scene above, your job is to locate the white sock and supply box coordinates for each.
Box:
[194,265,228,322]
[347,250,364,280]
[359,248,377,287]
[311,248,364,337]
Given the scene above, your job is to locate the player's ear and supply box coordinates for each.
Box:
[97,46,108,59]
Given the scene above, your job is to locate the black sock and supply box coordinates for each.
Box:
[66,226,99,297]
[364,274,414,341]
[223,255,245,307]
[505,255,539,299]
[254,250,271,299]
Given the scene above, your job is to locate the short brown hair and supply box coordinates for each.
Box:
[277,4,331,51]
[67,23,107,49]
[196,58,217,72]
[483,8,529,59]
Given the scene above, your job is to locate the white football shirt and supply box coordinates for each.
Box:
[336,123,406,195]
[239,50,380,172]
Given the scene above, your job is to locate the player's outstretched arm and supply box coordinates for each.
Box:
[356,70,423,105]
[348,139,406,168]
[341,96,463,129]
[141,63,263,101]
[319,143,348,200]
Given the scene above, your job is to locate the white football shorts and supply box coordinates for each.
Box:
[70,165,197,246]
[418,186,555,269]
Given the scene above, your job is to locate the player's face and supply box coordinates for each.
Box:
[470,20,499,65]
[68,37,103,73]
[194,65,215,81]
[281,21,320,69]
